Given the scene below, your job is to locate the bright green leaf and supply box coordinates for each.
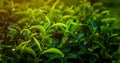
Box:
[51,23,67,28]
[33,37,42,52]
[42,48,64,57]
[44,15,51,23]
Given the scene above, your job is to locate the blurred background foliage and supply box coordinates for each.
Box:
[99,0,120,29]
[61,0,120,29]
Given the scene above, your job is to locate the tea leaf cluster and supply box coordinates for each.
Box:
[0,0,120,63]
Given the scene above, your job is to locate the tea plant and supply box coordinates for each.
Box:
[0,0,120,63]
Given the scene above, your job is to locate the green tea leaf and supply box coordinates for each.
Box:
[42,48,64,57]
[70,24,78,33]
[66,53,77,59]
[17,18,29,24]
[18,47,36,57]
[16,40,31,50]
[101,10,110,15]
[94,41,105,49]
[66,19,73,29]
[51,23,67,28]
[44,15,51,23]
[20,29,31,36]
[59,37,68,48]
[102,18,116,23]
[16,40,36,57]
[23,47,36,57]
[33,37,42,52]
[44,23,51,30]
[93,2,103,7]
[63,15,71,19]
[21,29,31,33]
[30,33,37,38]
[52,0,59,11]
[30,25,45,33]
[77,33,84,40]
[48,54,60,61]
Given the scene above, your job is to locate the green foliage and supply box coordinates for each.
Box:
[0,0,120,63]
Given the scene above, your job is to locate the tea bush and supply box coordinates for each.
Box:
[0,0,120,63]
